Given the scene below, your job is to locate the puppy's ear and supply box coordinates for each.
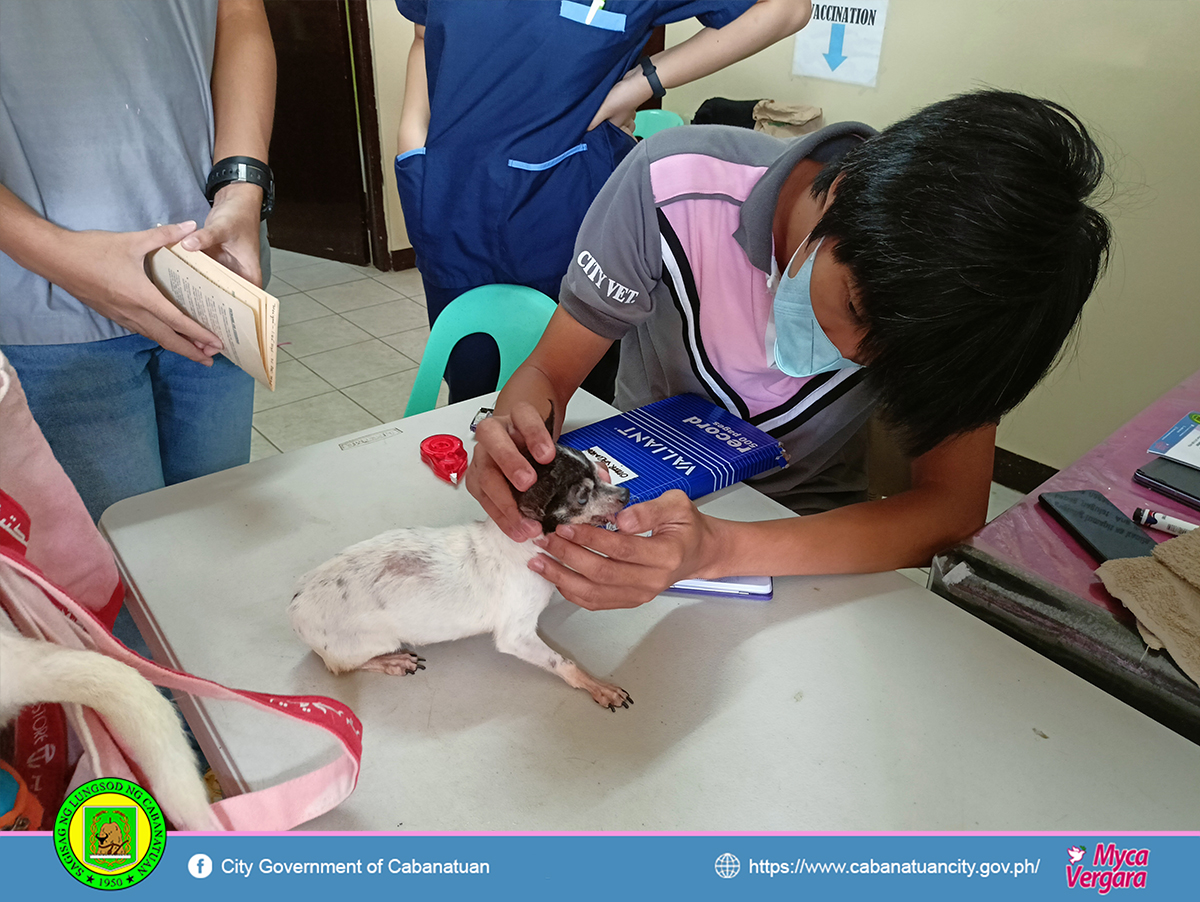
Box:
[512,455,557,532]
[512,403,561,533]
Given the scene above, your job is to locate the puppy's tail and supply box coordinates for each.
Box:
[1,633,216,830]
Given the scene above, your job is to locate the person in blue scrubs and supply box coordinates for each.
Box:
[394,0,812,403]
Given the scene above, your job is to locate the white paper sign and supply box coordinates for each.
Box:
[792,1,889,88]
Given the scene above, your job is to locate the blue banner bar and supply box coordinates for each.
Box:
[3,832,1197,900]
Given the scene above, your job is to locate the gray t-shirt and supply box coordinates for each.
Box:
[0,0,227,345]
[560,123,881,514]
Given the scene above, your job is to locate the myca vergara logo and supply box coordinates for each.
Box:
[54,778,166,890]
[1065,842,1149,894]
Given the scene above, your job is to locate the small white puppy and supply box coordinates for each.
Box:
[288,443,634,710]
[0,615,214,829]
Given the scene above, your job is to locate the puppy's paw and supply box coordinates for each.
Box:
[589,681,633,712]
[358,650,426,676]
[549,658,633,711]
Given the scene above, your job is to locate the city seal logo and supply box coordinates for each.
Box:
[54,778,166,890]
[84,805,136,871]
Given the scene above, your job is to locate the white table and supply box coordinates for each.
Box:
[100,393,1200,831]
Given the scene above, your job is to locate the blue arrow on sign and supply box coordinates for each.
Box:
[824,22,848,70]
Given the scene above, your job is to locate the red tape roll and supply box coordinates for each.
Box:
[420,434,468,486]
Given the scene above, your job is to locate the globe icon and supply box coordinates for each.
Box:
[714,852,741,879]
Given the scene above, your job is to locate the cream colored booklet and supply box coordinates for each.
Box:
[147,242,278,390]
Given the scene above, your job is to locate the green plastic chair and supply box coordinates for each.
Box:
[403,284,557,417]
[633,108,685,139]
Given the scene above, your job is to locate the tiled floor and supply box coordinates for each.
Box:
[257,248,1029,584]
[251,249,447,460]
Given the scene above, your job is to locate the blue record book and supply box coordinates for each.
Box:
[559,395,788,505]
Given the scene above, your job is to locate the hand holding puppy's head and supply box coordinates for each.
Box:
[514,444,630,534]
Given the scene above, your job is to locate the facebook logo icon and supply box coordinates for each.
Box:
[189,853,213,878]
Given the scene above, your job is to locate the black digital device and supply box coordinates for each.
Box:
[1133,457,1200,512]
[1038,489,1157,563]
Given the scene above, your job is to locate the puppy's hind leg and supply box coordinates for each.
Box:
[494,629,631,712]
[356,650,426,676]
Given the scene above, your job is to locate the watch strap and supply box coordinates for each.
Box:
[639,56,666,99]
[205,156,275,220]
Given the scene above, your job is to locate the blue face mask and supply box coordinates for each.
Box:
[772,239,861,378]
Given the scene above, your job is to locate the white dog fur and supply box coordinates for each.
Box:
[289,443,634,710]
[0,614,215,830]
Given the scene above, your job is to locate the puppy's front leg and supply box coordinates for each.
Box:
[494,629,631,711]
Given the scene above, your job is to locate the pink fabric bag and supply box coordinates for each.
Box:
[0,354,362,830]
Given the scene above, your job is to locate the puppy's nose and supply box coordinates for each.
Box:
[616,485,630,504]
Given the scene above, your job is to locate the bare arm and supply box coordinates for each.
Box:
[589,0,813,132]
[210,0,275,166]
[531,425,996,609]
[701,425,995,574]
[397,24,429,154]
[465,307,614,540]
[182,0,276,287]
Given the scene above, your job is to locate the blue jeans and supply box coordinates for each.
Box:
[3,333,254,522]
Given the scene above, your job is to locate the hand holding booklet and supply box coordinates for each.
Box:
[146,242,279,390]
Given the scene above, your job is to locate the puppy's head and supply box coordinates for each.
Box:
[514,443,630,533]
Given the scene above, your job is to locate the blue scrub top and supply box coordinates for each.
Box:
[394,0,753,292]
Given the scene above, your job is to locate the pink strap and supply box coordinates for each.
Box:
[1,530,363,832]
[1,351,362,830]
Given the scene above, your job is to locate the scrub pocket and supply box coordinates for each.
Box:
[501,122,636,284]
[394,148,427,249]
[501,149,584,283]
[506,144,588,173]
[596,119,638,158]
[557,0,626,32]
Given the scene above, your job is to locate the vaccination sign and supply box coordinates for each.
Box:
[793,1,889,87]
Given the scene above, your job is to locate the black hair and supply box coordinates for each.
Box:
[809,90,1112,456]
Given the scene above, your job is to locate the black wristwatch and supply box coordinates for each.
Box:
[205,155,275,220]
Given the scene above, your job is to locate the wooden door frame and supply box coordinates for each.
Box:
[346,0,413,271]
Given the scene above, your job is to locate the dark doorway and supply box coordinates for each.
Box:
[264,0,388,267]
